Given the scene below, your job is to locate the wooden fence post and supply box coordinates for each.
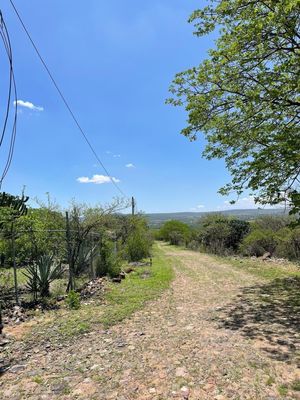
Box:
[11,220,19,305]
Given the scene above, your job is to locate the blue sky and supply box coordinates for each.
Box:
[0,0,258,213]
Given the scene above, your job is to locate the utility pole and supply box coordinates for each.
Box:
[131,196,135,216]
[65,211,73,291]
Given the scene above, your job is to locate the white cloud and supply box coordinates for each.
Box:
[113,154,121,158]
[77,174,120,185]
[14,100,44,112]
[220,196,260,210]
[190,204,205,211]
[125,163,135,168]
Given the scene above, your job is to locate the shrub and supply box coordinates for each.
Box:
[227,219,250,250]
[66,290,81,310]
[276,227,300,260]
[125,231,151,261]
[240,229,278,257]
[196,215,249,255]
[96,240,121,278]
[252,215,291,232]
[158,220,191,245]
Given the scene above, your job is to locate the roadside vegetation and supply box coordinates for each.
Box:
[156,214,300,263]
[0,192,156,338]
[20,245,173,344]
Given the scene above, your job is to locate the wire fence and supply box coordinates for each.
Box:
[0,226,110,306]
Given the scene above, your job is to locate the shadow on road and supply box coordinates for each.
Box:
[217,276,300,365]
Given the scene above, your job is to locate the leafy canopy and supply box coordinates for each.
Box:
[168,0,300,211]
[159,220,191,244]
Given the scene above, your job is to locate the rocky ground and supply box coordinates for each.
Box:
[0,244,299,399]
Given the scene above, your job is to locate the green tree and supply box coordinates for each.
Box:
[159,220,191,245]
[168,0,300,212]
[197,215,249,254]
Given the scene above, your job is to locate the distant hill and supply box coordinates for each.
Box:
[145,208,288,227]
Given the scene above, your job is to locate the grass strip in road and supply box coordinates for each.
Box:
[101,246,174,327]
[216,256,300,280]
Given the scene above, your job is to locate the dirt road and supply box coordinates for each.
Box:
[1,244,299,399]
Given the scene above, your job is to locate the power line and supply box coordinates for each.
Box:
[9,0,127,198]
[0,11,18,189]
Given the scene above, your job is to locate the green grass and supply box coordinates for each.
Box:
[101,247,174,327]
[161,242,300,281]
[278,384,289,396]
[291,380,300,391]
[27,245,173,340]
[266,376,275,386]
[220,256,300,280]
[0,267,28,288]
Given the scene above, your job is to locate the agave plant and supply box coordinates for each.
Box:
[24,255,63,298]
[24,264,39,301]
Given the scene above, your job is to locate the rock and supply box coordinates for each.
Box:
[176,367,187,377]
[149,388,156,394]
[181,386,189,399]
[52,383,67,394]
[27,370,40,377]
[9,364,26,373]
[124,267,134,274]
[215,395,227,400]
[0,337,10,347]
[261,252,271,260]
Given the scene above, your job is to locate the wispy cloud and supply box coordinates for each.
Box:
[216,196,268,210]
[125,163,135,168]
[77,174,120,184]
[14,100,44,112]
[190,204,205,211]
[113,154,121,158]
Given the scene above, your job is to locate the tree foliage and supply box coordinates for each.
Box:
[168,0,300,211]
[124,216,152,262]
[158,220,191,245]
[198,214,250,254]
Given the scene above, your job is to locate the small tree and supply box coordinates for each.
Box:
[65,198,127,290]
[197,215,250,254]
[158,220,191,245]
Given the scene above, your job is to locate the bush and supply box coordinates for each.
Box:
[196,215,249,255]
[66,290,80,310]
[240,229,278,257]
[158,220,191,245]
[125,231,151,262]
[276,227,300,260]
[96,240,121,278]
[252,215,291,232]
